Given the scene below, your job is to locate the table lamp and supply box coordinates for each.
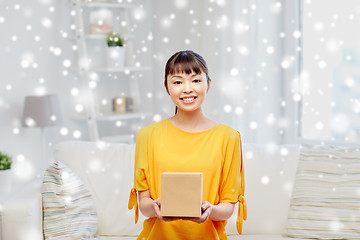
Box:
[22,94,63,172]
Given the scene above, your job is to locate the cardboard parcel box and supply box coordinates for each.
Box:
[161,172,203,218]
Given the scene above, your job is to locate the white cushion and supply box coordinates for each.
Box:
[53,141,146,236]
[228,235,308,240]
[225,144,300,235]
[53,141,300,236]
[42,161,98,239]
[0,179,43,240]
[285,145,360,239]
[98,235,307,240]
[0,197,42,240]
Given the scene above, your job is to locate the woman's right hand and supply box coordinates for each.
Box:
[153,198,180,222]
[153,198,163,220]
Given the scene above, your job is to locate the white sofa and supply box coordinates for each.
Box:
[0,141,307,240]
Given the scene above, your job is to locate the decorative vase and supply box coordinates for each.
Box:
[106,47,125,68]
[0,169,13,192]
[90,9,113,34]
[112,97,126,114]
[112,97,134,114]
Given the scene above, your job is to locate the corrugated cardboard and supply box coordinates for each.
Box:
[161,172,203,217]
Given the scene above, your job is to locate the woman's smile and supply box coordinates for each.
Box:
[180,96,197,104]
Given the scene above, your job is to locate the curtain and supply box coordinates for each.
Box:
[152,0,291,144]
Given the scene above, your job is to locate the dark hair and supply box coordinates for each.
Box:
[164,50,211,114]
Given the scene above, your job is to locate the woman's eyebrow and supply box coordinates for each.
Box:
[171,73,201,79]
[191,73,201,77]
[171,75,183,79]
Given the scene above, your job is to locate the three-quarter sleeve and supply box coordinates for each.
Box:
[134,128,150,191]
[219,131,247,234]
[128,128,150,224]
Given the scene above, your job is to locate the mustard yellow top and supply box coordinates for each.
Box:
[128,119,246,240]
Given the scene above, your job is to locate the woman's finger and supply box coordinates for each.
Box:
[153,199,164,221]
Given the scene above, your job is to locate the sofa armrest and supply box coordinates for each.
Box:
[0,178,43,240]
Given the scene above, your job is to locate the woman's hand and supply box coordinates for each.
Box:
[153,198,181,222]
[139,191,233,223]
[182,201,213,224]
[183,201,235,223]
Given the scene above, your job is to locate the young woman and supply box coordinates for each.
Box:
[128,50,246,239]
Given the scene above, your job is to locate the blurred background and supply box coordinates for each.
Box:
[0,0,359,187]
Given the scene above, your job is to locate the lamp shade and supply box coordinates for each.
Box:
[22,94,63,128]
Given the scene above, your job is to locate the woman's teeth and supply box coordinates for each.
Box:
[183,97,194,102]
[181,97,197,103]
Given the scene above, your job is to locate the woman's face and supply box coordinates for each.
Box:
[166,71,209,113]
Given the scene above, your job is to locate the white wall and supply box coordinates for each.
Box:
[0,0,76,186]
[0,0,298,188]
[0,0,154,188]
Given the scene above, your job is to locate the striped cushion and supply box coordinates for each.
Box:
[284,145,360,239]
[42,161,98,239]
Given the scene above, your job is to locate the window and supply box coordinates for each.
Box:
[300,0,360,143]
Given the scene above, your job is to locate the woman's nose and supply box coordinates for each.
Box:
[183,82,192,93]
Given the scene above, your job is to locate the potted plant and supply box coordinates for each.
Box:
[0,151,13,192]
[106,32,125,68]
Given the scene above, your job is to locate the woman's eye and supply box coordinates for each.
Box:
[193,79,201,83]
[174,81,182,84]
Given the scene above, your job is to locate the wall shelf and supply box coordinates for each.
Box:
[72,112,152,121]
[69,0,152,142]
[67,34,135,40]
[80,2,134,9]
[69,66,151,73]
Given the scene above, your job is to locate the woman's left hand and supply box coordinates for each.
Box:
[183,201,213,224]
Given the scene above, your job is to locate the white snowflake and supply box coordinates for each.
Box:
[174,0,188,9]
[60,128,69,136]
[153,114,161,122]
[238,46,249,56]
[41,18,53,28]
[293,93,301,102]
[63,59,71,68]
[266,46,275,54]
[74,105,84,115]
[224,105,232,113]
[13,159,35,181]
[261,176,270,185]
[266,113,275,125]
[132,7,145,20]
[230,68,239,76]
[73,130,82,139]
[70,88,79,96]
[88,81,97,89]
[315,122,324,130]
[34,86,47,95]
[235,107,243,115]
[249,121,258,130]
[280,147,289,156]
[245,151,253,159]
[13,128,20,134]
[161,17,172,28]
[293,30,301,39]
[281,58,291,69]
[318,60,326,69]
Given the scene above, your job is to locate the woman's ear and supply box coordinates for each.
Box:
[207,78,211,92]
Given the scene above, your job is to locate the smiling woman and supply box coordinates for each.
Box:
[164,50,211,115]
[128,50,247,240]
